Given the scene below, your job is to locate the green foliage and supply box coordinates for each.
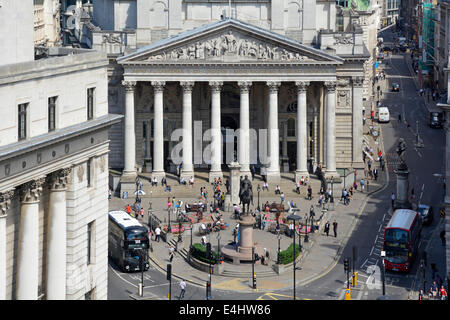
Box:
[280,243,301,265]
[191,243,220,265]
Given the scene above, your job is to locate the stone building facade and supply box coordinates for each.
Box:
[0,48,122,300]
[85,0,369,192]
[0,1,122,300]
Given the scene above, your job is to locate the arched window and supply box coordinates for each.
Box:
[287,118,296,137]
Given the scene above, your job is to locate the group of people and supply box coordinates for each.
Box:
[323,220,338,237]
[294,176,310,194]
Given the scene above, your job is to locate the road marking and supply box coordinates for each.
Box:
[374,235,378,244]
[370,246,374,256]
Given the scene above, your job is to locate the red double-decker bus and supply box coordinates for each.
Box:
[383,209,422,272]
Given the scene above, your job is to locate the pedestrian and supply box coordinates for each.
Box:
[439,285,448,300]
[324,221,330,236]
[391,192,395,209]
[360,178,365,192]
[418,289,424,300]
[307,185,312,200]
[155,226,161,242]
[332,220,338,237]
[169,245,175,262]
[353,180,358,191]
[440,230,446,246]
[430,281,439,300]
[140,207,145,219]
[108,188,112,200]
[179,279,186,300]
[280,192,285,203]
[373,168,378,181]
[126,204,131,215]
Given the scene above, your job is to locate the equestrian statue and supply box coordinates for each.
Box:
[239,175,253,215]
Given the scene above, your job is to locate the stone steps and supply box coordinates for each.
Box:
[135,171,324,199]
[221,267,278,278]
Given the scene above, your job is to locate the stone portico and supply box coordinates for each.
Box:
[116,19,366,192]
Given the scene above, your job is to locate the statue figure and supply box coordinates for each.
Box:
[222,31,237,52]
[239,175,253,215]
[396,138,407,166]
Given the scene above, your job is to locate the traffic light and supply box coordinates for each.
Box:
[206,281,211,300]
[344,258,349,272]
[167,263,172,280]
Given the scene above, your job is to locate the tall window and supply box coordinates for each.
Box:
[48,96,57,132]
[87,88,95,120]
[87,157,93,187]
[287,118,296,137]
[87,221,95,265]
[18,103,28,141]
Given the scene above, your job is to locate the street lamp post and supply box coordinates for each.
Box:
[381,250,386,296]
[287,214,302,300]
[277,233,281,264]
[257,185,261,211]
[304,214,309,243]
[168,208,171,233]
[252,246,257,289]
[189,221,193,263]
[309,205,315,233]
[330,176,334,201]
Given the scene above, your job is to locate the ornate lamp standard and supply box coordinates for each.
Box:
[304,213,309,243]
[287,214,302,300]
[257,184,261,211]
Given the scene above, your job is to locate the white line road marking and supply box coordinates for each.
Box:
[374,235,378,244]
[382,213,386,221]
[378,224,382,232]
[370,246,374,256]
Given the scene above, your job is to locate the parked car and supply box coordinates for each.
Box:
[417,204,433,225]
[392,83,400,92]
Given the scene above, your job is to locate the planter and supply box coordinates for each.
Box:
[272,254,302,275]
[188,255,224,275]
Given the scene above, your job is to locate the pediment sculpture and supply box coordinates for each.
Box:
[146,30,310,62]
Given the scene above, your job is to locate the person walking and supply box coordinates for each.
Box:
[324,221,330,236]
[373,168,378,181]
[179,279,186,300]
[126,204,131,215]
[155,226,161,242]
[391,192,395,209]
[430,281,439,300]
[307,185,312,200]
[140,207,145,220]
[360,178,365,192]
[332,220,338,237]
[169,245,175,262]
[440,230,446,246]
[440,285,447,300]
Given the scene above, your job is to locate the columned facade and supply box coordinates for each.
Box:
[325,81,338,178]
[122,80,137,176]
[16,178,45,300]
[46,168,71,300]
[116,20,367,186]
[295,81,310,182]
[266,81,281,184]
[180,81,195,179]
[152,81,166,181]
[352,76,365,169]
[238,81,252,177]
[209,81,224,182]
[0,190,14,300]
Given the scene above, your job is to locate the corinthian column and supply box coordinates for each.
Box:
[295,81,310,182]
[266,81,281,184]
[209,81,223,182]
[325,81,338,177]
[238,81,252,177]
[352,76,365,169]
[180,81,195,179]
[16,178,45,300]
[46,169,71,300]
[0,190,14,300]
[152,81,166,181]
[122,80,137,176]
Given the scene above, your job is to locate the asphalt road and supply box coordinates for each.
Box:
[108,27,446,301]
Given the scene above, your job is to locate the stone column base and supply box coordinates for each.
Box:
[266,171,281,184]
[209,171,223,183]
[324,171,339,181]
[295,171,309,183]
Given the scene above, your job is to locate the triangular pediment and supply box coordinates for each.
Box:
[118,19,344,65]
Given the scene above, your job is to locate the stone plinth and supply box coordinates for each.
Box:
[225,162,241,209]
[238,214,256,255]
[394,164,411,209]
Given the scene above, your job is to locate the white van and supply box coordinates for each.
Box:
[378,107,390,123]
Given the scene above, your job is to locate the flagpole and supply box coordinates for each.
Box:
[229,0,231,18]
